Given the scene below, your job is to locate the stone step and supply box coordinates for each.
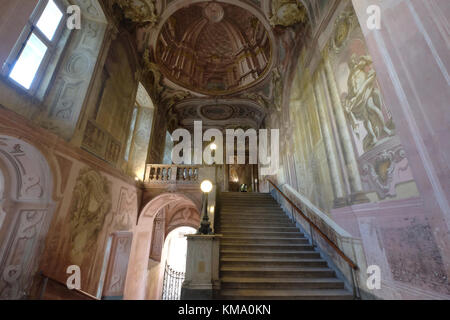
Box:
[220,217,292,224]
[220,266,336,278]
[218,192,352,300]
[218,288,353,300]
[221,231,304,238]
[221,205,283,213]
[221,277,345,290]
[220,208,286,216]
[220,222,296,228]
[220,250,321,259]
[220,257,328,268]
[219,216,290,222]
[220,199,274,201]
[220,243,315,251]
[219,226,300,233]
[221,202,279,206]
[221,237,310,245]
[222,192,273,195]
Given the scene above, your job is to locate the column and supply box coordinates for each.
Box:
[323,49,368,204]
[313,68,346,207]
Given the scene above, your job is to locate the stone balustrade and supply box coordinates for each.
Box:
[144,164,200,184]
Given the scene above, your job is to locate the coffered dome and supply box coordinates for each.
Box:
[155,2,273,95]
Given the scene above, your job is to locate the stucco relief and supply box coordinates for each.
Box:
[113,187,138,230]
[0,210,47,299]
[69,168,112,267]
[102,231,133,298]
[116,0,159,28]
[360,139,410,200]
[149,210,165,261]
[0,135,54,300]
[41,1,107,139]
[270,0,308,27]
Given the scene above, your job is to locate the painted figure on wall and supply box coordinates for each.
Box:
[69,168,112,267]
[343,54,394,152]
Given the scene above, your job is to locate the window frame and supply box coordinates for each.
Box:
[2,0,68,94]
[124,104,140,162]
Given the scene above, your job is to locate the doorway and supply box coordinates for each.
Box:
[160,226,196,300]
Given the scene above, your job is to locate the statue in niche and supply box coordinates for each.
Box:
[343,54,394,152]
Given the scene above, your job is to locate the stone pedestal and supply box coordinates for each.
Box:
[180,234,222,300]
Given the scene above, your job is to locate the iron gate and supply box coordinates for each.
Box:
[162,263,185,300]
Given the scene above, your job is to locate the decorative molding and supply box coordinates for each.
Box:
[360,137,410,199]
[270,0,307,27]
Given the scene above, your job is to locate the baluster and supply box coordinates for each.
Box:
[149,167,154,181]
[194,168,198,181]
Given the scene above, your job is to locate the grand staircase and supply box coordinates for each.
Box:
[216,192,353,300]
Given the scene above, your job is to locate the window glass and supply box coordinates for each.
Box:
[9,34,48,89]
[36,0,63,41]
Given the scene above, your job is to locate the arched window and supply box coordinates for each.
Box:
[3,0,67,92]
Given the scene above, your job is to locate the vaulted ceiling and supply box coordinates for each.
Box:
[108,0,317,131]
[156,2,272,95]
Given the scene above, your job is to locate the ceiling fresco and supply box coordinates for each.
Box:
[106,0,333,130]
[155,2,273,95]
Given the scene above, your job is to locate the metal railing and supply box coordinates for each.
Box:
[162,263,185,300]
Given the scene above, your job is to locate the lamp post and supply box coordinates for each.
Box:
[198,180,213,235]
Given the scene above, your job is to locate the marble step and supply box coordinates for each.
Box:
[220,266,336,278]
[218,288,353,300]
[220,257,328,268]
[220,243,315,251]
[220,277,345,290]
[221,237,310,245]
[220,250,321,259]
[220,231,304,238]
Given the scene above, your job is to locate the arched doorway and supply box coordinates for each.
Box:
[0,135,55,299]
[159,226,196,300]
[123,193,200,300]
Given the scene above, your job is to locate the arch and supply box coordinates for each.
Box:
[153,226,196,300]
[0,135,55,299]
[123,193,200,300]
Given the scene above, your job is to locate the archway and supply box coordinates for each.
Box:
[123,193,200,300]
[153,226,196,300]
[0,135,55,299]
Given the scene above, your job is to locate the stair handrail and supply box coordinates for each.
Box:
[267,179,358,271]
[39,272,100,300]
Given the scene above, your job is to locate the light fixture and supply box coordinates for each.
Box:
[200,180,213,193]
[210,143,217,151]
[198,180,213,235]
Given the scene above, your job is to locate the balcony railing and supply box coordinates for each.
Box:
[144,164,200,184]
